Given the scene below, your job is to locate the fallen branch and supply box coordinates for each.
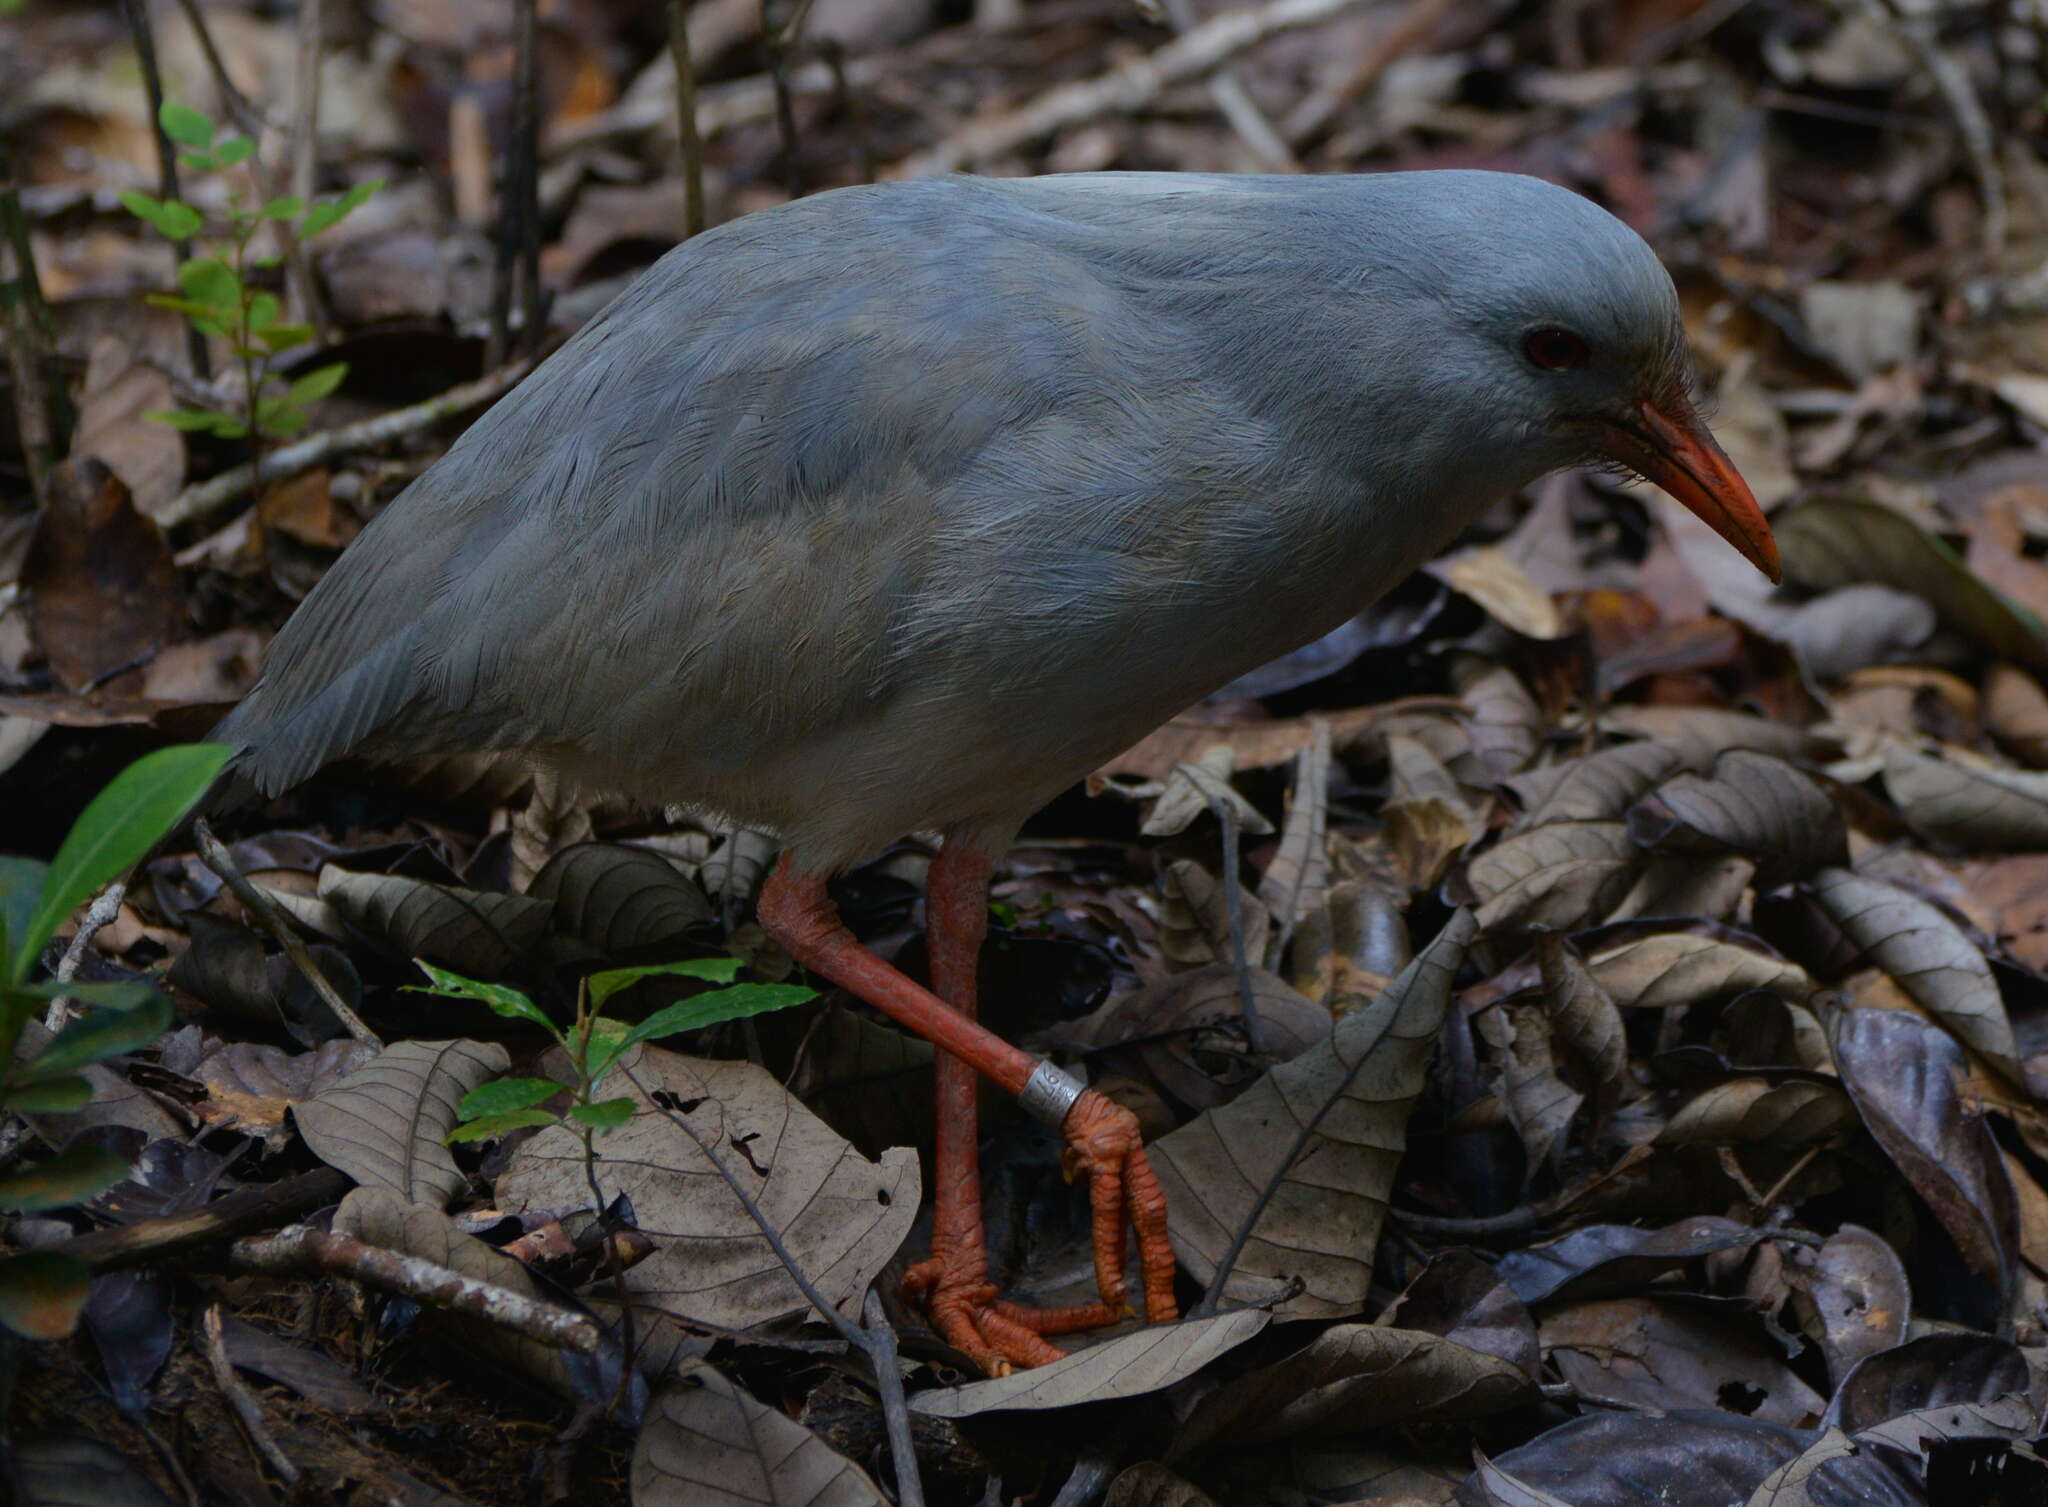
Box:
[203,1304,301,1486]
[54,1166,349,1272]
[230,1224,603,1353]
[156,360,532,530]
[893,0,1375,176]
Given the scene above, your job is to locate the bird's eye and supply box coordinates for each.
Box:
[1523,328,1590,372]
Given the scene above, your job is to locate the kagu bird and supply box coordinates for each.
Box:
[215,170,1778,1376]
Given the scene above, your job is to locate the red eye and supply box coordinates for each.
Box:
[1524,327,1590,371]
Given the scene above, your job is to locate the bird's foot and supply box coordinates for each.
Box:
[902,1090,1179,1379]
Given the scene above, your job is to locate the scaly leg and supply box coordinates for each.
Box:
[758,847,1177,1377]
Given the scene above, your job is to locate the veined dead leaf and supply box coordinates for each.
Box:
[1536,936,1625,1124]
[1809,868,2021,1082]
[1383,733,1478,890]
[318,865,554,979]
[1149,911,1475,1315]
[1984,664,2048,768]
[1881,746,2048,850]
[633,1363,886,1507]
[497,1047,917,1332]
[1087,964,1329,1112]
[1143,747,1274,839]
[1596,706,1836,765]
[1506,743,1689,832]
[1627,751,1847,889]
[1657,1078,1858,1146]
[295,1040,510,1207]
[1173,1323,1535,1453]
[1258,720,1332,961]
[1467,822,1640,933]
[1452,656,1542,786]
[1158,859,1271,974]
[1476,1000,1581,1178]
[526,842,714,953]
[1587,931,1814,1011]
[1603,854,1755,926]
[910,1309,1269,1418]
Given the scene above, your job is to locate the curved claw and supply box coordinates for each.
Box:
[1060,1090,1180,1326]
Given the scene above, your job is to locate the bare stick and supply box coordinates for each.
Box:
[118,0,210,379]
[202,1304,301,1485]
[668,0,709,237]
[862,1289,927,1507]
[0,137,72,503]
[488,0,544,365]
[157,359,530,529]
[43,882,126,1033]
[1205,793,1266,1058]
[761,0,814,196]
[895,0,1376,176]
[229,1225,603,1352]
[52,1167,350,1273]
[819,40,876,184]
[195,818,381,1047]
[287,0,332,340]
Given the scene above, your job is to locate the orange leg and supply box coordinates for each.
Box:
[758,845,1177,1376]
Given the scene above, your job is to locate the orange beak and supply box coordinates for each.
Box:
[1592,397,1780,584]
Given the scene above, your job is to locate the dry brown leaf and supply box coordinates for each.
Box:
[1100,708,1381,782]
[1536,935,1625,1124]
[317,865,555,978]
[632,1363,886,1507]
[1149,911,1474,1315]
[1426,546,1566,639]
[910,1310,1269,1419]
[22,457,185,693]
[1540,1297,1825,1424]
[1788,1225,1908,1388]
[1955,854,2048,973]
[71,337,184,517]
[1587,931,1814,1011]
[1173,1323,1535,1453]
[1142,747,1273,839]
[1597,706,1835,764]
[1657,1078,1859,1147]
[1984,664,2048,768]
[1809,868,2021,1082]
[1104,1463,1221,1507]
[331,1187,584,1400]
[497,1047,917,1332]
[1383,733,1478,890]
[1158,858,1271,974]
[526,842,715,953]
[1452,656,1541,786]
[295,1039,510,1207]
[196,1038,379,1141]
[1086,964,1329,1112]
[1627,750,1847,888]
[1467,822,1641,933]
[1603,854,1756,926]
[1258,720,1331,960]
[1743,1428,1857,1507]
[1506,743,1690,832]
[1881,746,2048,850]
[1477,1001,1582,1178]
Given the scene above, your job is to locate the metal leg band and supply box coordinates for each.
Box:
[1017,1060,1086,1128]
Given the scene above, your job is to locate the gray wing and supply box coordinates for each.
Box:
[214,176,1282,799]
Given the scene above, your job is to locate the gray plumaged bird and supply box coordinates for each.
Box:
[215,170,1778,1375]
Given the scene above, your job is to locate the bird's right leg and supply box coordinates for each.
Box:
[757,851,1176,1376]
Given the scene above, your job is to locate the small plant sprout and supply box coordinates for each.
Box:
[414,959,816,1146]
[120,101,382,446]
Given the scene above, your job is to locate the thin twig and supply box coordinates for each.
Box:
[287,0,333,340]
[195,819,381,1047]
[0,137,72,503]
[1206,792,1267,1058]
[51,1167,348,1273]
[818,40,876,184]
[862,1289,926,1507]
[897,0,1378,176]
[668,0,709,237]
[1160,0,1296,169]
[488,0,544,365]
[118,0,209,379]
[229,1225,603,1351]
[156,359,530,528]
[44,882,126,1033]
[202,1304,300,1485]
[761,0,815,196]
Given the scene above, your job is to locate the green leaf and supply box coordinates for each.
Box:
[568,1097,635,1131]
[158,102,214,148]
[0,1253,91,1340]
[0,858,47,986]
[19,979,162,1011]
[178,150,217,174]
[119,190,203,241]
[259,323,314,354]
[15,992,172,1081]
[409,961,556,1031]
[286,362,347,405]
[341,178,384,210]
[211,415,249,438]
[4,1077,92,1114]
[614,982,816,1053]
[215,136,254,167]
[457,1077,561,1119]
[246,292,280,331]
[142,406,233,433]
[299,202,343,236]
[176,256,240,311]
[259,406,309,438]
[0,1145,132,1213]
[261,195,305,220]
[15,745,233,987]
[578,1017,631,1082]
[446,1109,560,1144]
[586,956,742,1010]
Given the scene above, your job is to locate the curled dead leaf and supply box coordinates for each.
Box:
[295,1039,510,1207]
[634,1363,886,1507]
[1656,1078,1858,1147]
[1627,751,1846,888]
[1881,746,2048,850]
[1587,930,1814,1011]
[1466,822,1640,933]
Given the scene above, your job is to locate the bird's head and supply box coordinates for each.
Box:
[1374,172,1780,583]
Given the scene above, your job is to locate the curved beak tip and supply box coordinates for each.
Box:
[1604,399,1780,587]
